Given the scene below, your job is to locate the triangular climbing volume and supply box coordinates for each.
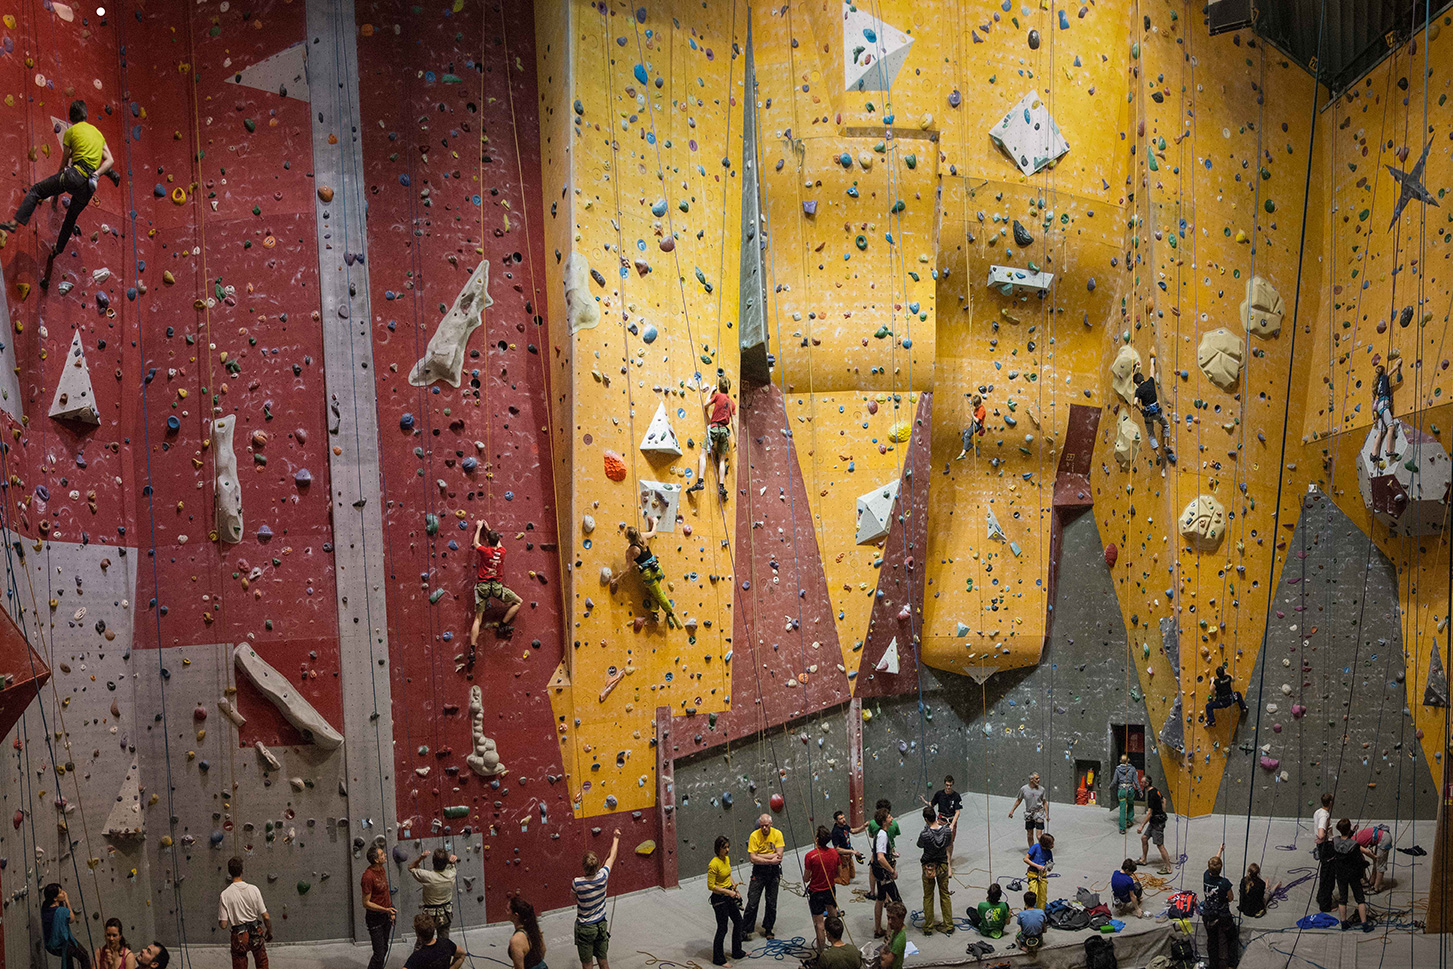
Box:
[49,331,100,424]
[639,402,682,457]
[841,3,913,92]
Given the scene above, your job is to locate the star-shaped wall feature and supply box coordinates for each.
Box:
[1386,139,1439,230]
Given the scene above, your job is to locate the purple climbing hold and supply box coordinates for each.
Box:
[295,468,312,485]
[256,524,274,541]
[948,89,961,108]
[400,413,415,430]
[462,457,477,471]
[803,200,818,216]
[392,844,411,863]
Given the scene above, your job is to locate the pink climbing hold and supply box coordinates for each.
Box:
[1291,703,1306,719]
[867,400,878,414]
[1259,756,1280,772]
[1104,543,1118,568]
[194,705,207,721]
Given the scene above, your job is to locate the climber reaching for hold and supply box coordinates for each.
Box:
[688,374,737,503]
[1203,664,1248,728]
[1132,356,1175,464]
[470,519,522,651]
[1,100,117,285]
[1370,356,1404,466]
[614,516,679,628]
[955,394,987,460]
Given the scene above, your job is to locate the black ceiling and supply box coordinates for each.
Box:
[1252,0,1452,95]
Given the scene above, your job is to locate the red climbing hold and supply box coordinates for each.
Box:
[1104,543,1118,568]
[769,793,785,812]
[603,450,627,482]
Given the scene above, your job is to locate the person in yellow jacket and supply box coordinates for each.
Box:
[2,100,116,266]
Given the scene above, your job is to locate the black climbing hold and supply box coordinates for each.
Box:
[1013,220,1034,247]
[1028,29,1040,49]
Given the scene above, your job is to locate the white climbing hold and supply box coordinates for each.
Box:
[1197,328,1245,391]
[217,698,246,729]
[466,684,507,777]
[102,759,144,839]
[1240,276,1284,337]
[638,480,682,533]
[564,252,601,333]
[1178,495,1228,552]
[1109,346,1143,408]
[234,645,344,750]
[855,479,900,545]
[985,507,1007,542]
[214,415,244,544]
[987,265,1053,293]
[875,638,901,675]
[990,91,1070,177]
[254,741,282,771]
[48,331,100,424]
[638,402,682,457]
[409,259,492,388]
[224,41,310,102]
[1113,411,1141,468]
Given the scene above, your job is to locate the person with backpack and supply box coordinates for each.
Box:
[1332,818,1375,932]
[1201,845,1239,969]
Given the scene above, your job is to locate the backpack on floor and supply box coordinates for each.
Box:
[1169,933,1198,967]
[1167,890,1198,920]
[1084,934,1118,969]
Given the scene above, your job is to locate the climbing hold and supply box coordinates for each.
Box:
[990,92,1069,176]
[564,253,602,333]
[1012,220,1033,247]
[635,840,657,856]
[1240,276,1284,337]
[1028,28,1041,49]
[769,793,785,812]
[234,646,343,749]
[603,450,627,482]
[1178,495,1228,552]
[410,260,492,388]
[49,332,100,425]
[467,684,507,777]
[214,416,244,544]
[1197,328,1245,391]
[1104,543,1118,568]
[1109,346,1143,406]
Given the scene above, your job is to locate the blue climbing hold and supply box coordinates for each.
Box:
[642,324,658,343]
[634,64,649,84]
[210,830,225,847]
[400,413,415,430]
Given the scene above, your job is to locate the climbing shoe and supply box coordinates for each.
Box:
[686,480,705,493]
[0,221,15,233]
[718,483,728,502]
[496,623,514,638]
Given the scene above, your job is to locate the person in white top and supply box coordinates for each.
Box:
[218,856,272,968]
[1313,792,1335,913]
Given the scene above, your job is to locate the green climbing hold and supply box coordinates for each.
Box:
[244,119,256,133]
[855,235,868,250]
[444,805,469,819]
[695,267,712,293]
[429,588,445,604]
[904,153,917,169]
[890,200,905,213]
[425,513,440,535]
[1264,199,1275,213]
[873,325,891,338]
[297,881,311,895]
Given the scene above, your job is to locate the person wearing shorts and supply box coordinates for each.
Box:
[572,830,619,969]
[1370,358,1403,464]
[802,826,841,950]
[1008,772,1048,847]
[470,518,522,648]
[871,807,901,938]
[1137,783,1173,874]
[1354,823,1393,892]
[688,374,736,503]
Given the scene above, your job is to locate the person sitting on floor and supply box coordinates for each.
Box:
[1238,862,1282,918]
[1111,858,1144,918]
[1014,892,1046,951]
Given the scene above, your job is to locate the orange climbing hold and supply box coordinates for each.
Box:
[603,450,627,482]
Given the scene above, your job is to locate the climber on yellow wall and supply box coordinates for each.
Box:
[1370,356,1404,467]
[614,517,679,629]
[1132,355,1176,465]
[687,374,737,504]
[954,394,988,460]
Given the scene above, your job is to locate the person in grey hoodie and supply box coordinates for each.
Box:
[917,806,954,934]
[1111,755,1141,834]
[1332,818,1374,932]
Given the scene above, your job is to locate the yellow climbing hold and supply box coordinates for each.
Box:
[171,187,187,205]
[888,421,912,443]
[635,840,657,856]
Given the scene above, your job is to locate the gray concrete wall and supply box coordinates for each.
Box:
[1213,490,1438,823]
[672,705,853,878]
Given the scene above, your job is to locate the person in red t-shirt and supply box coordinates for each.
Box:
[803,825,842,950]
[955,394,987,460]
[360,846,396,969]
[687,375,737,503]
[469,518,522,652]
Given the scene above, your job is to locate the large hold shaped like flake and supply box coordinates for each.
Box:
[1240,276,1284,337]
[855,479,900,545]
[985,507,1006,542]
[990,91,1070,177]
[565,252,601,333]
[639,402,682,457]
[225,42,309,102]
[1178,495,1228,552]
[1109,346,1143,407]
[842,2,914,92]
[1197,328,1245,391]
[1425,646,1449,708]
[409,260,491,387]
[1356,423,1451,536]
[638,480,682,534]
[234,644,344,750]
[103,759,144,839]
[49,331,100,424]
[987,265,1053,293]
[467,684,507,777]
[1113,411,1140,468]
[875,637,900,674]
[214,416,243,544]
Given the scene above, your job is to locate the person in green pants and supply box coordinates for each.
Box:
[1111,755,1141,834]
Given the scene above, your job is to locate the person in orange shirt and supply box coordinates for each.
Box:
[688,375,737,503]
[956,394,987,459]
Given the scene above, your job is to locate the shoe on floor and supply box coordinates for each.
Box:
[763,931,774,940]
[922,928,934,936]
[1158,867,1173,875]
[1362,919,1375,932]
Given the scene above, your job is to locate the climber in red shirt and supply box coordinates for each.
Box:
[687,374,737,504]
[470,519,521,650]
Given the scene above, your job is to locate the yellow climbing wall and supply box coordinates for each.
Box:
[538,0,749,817]
[1091,6,1324,814]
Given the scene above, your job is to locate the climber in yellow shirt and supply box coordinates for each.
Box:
[2,100,117,271]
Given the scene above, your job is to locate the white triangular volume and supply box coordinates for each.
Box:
[875,638,900,674]
[225,42,310,102]
[855,478,900,545]
[49,332,100,424]
[986,507,1006,542]
[989,90,1070,177]
[638,480,682,534]
[842,3,914,92]
[639,402,682,457]
[103,759,144,839]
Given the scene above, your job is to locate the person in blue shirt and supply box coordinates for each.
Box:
[41,883,92,969]
[1024,833,1054,910]
[1111,859,1144,918]
[1014,892,1046,951]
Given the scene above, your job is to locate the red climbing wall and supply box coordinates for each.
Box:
[354,0,643,912]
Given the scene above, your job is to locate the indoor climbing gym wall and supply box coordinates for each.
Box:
[0,0,1449,964]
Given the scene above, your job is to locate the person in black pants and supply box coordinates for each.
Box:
[741,814,784,940]
[1204,665,1248,728]
[1132,355,1176,464]
[360,846,396,969]
[1202,845,1240,969]
[707,836,746,967]
[1313,792,1337,913]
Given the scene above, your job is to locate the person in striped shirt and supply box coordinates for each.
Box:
[572,829,620,969]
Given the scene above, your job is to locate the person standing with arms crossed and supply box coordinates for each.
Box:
[925,775,963,876]
[361,846,396,969]
[218,857,272,969]
[1007,772,1048,848]
[573,829,620,969]
[743,813,785,939]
